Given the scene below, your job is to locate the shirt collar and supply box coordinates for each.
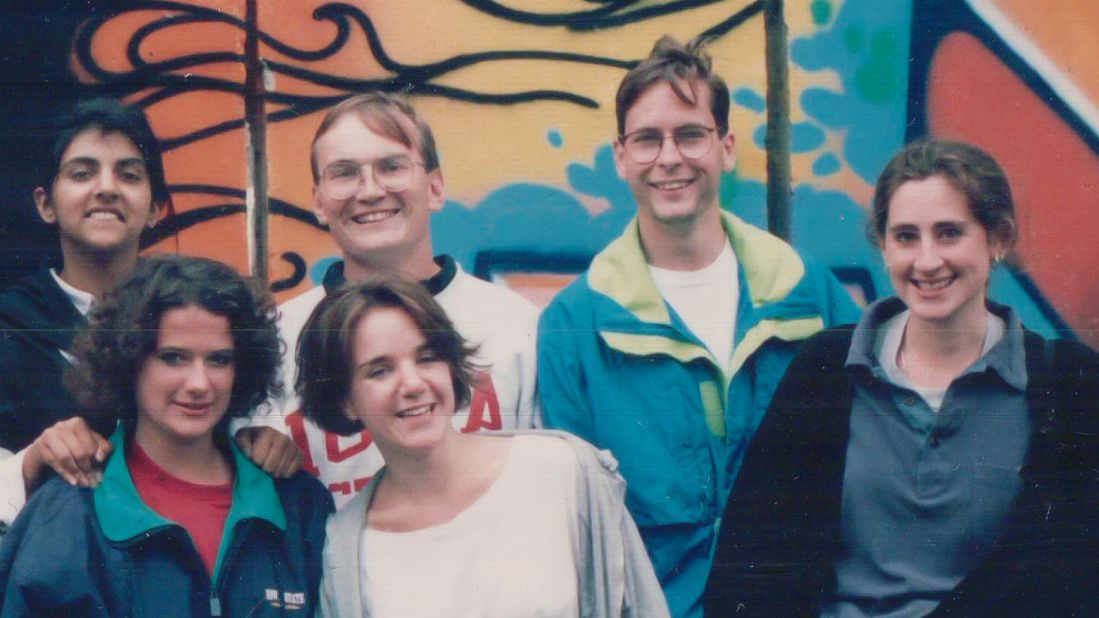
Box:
[49,268,95,317]
[845,296,1027,391]
[321,255,456,295]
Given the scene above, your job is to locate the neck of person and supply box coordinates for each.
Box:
[899,297,990,388]
[57,243,140,301]
[342,242,440,283]
[377,431,507,504]
[133,426,234,486]
[638,208,727,271]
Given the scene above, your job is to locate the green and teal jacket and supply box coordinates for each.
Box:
[537,212,861,617]
[0,428,331,617]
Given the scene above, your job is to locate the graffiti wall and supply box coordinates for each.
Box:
[0,0,1095,346]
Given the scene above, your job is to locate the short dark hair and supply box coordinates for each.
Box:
[309,91,441,184]
[615,35,730,137]
[39,97,171,211]
[870,139,1017,248]
[296,275,478,436]
[66,255,281,434]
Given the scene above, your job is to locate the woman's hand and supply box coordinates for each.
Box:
[23,417,111,490]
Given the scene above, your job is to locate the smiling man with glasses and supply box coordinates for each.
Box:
[537,35,861,617]
[243,92,540,510]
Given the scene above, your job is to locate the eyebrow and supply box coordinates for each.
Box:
[61,156,147,168]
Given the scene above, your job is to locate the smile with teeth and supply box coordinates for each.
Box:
[87,210,123,221]
[912,275,956,291]
[396,403,434,419]
[351,209,400,224]
[649,178,695,191]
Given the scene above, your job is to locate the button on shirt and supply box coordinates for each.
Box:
[822,299,1029,618]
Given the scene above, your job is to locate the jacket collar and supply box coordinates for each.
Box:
[94,426,287,576]
[586,211,826,374]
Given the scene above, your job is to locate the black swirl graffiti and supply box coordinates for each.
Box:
[72,1,758,149]
[72,0,759,276]
[141,184,322,290]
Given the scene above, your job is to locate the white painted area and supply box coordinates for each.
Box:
[966,0,1099,139]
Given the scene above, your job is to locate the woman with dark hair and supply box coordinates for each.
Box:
[705,139,1099,616]
[0,255,331,617]
[296,275,668,617]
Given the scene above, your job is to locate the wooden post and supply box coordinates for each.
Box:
[763,0,792,241]
[244,0,269,283]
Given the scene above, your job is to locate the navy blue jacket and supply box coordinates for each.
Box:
[0,430,332,617]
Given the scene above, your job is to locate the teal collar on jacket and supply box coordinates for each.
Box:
[587,211,829,434]
[93,426,287,581]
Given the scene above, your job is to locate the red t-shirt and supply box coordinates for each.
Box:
[127,442,234,577]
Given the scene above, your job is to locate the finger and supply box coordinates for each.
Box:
[274,446,303,478]
[39,437,88,487]
[93,432,114,464]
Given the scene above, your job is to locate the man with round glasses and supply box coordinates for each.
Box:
[537,35,860,617]
[245,92,540,510]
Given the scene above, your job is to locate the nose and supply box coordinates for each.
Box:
[654,133,684,167]
[396,361,428,398]
[96,168,120,200]
[354,164,386,200]
[182,360,212,395]
[913,239,945,272]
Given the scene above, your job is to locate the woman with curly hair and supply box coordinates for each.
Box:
[0,255,331,617]
[297,275,668,617]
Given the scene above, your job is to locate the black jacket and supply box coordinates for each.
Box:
[0,268,110,451]
[705,325,1099,617]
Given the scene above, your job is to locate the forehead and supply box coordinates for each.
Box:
[156,305,232,346]
[314,112,416,166]
[61,128,143,164]
[623,80,715,132]
[352,306,425,359]
[887,175,976,225]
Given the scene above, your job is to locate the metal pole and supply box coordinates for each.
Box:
[763,0,792,241]
[244,0,269,283]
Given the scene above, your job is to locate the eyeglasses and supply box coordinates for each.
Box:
[619,125,718,164]
[319,155,426,200]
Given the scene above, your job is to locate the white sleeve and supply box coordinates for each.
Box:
[0,447,28,528]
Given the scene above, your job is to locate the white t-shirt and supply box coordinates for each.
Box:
[649,239,739,369]
[876,309,1005,413]
[361,435,580,617]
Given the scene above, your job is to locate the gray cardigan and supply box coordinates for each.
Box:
[317,430,669,617]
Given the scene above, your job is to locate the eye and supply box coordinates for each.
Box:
[207,351,235,368]
[417,349,442,364]
[628,131,661,147]
[937,226,963,240]
[376,156,411,174]
[118,167,148,183]
[325,164,360,181]
[69,167,93,181]
[365,364,390,379]
[157,350,187,365]
[892,230,917,244]
[675,127,709,144]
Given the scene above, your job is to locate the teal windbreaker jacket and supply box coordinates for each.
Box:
[537,212,861,617]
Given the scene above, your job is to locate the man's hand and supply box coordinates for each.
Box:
[234,426,303,478]
[23,417,112,490]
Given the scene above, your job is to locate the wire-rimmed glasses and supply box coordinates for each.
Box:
[319,155,426,200]
[619,125,718,164]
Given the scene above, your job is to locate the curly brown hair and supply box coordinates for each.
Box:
[66,255,281,434]
[295,275,478,436]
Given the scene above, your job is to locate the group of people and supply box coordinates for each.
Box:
[0,32,1096,618]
